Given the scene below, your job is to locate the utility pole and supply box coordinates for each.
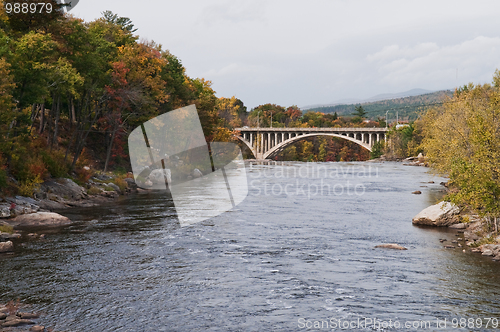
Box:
[385,111,388,128]
[396,111,398,126]
[270,111,273,128]
[257,110,261,158]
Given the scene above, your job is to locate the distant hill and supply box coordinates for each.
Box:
[302,88,435,110]
[306,90,453,121]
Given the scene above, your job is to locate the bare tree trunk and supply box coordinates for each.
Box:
[46,97,53,145]
[52,95,61,148]
[39,104,45,134]
[29,104,39,133]
[104,125,118,172]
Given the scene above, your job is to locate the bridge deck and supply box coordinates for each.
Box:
[235,127,388,132]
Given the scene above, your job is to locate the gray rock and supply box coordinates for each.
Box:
[480,244,500,254]
[0,241,14,253]
[1,318,35,327]
[36,199,68,211]
[192,168,203,178]
[17,312,39,319]
[96,174,112,181]
[482,249,494,256]
[148,169,172,185]
[0,204,11,218]
[10,205,39,217]
[449,223,467,229]
[124,178,137,189]
[11,212,71,229]
[41,178,87,201]
[106,183,121,192]
[101,191,118,198]
[374,243,407,250]
[0,232,21,240]
[464,220,485,241]
[412,201,460,226]
[14,196,39,205]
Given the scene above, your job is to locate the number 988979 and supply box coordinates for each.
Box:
[4,2,53,14]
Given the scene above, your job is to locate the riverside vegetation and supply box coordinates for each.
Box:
[393,70,500,259]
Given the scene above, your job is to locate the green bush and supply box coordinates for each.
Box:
[87,186,102,195]
[41,151,69,178]
[370,141,384,159]
[0,224,14,234]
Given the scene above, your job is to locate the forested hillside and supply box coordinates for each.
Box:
[308,90,453,121]
[0,1,246,195]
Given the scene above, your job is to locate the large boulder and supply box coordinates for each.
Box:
[148,169,171,185]
[0,203,10,218]
[2,197,40,218]
[412,201,460,226]
[0,232,21,240]
[106,183,121,192]
[0,241,14,253]
[10,212,71,229]
[41,178,87,201]
[124,178,137,190]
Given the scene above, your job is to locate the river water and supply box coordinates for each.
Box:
[1,161,500,331]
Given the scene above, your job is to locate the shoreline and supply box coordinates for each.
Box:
[1,175,138,236]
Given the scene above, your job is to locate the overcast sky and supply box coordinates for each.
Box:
[71,0,500,109]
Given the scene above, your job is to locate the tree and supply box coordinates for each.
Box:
[370,141,384,159]
[422,75,500,232]
[0,58,15,158]
[102,10,137,33]
[102,42,167,171]
[216,96,246,129]
[351,105,367,123]
[352,105,367,118]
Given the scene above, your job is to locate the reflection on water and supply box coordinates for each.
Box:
[1,162,499,331]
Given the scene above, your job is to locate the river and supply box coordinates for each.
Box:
[1,161,500,331]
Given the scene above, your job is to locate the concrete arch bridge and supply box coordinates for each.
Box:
[235,127,388,160]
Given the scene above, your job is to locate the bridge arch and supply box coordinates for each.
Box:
[234,132,373,160]
[264,133,372,159]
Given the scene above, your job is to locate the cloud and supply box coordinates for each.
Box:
[366,36,500,88]
[199,1,267,26]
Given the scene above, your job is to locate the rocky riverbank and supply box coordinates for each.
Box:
[0,174,138,251]
[412,201,500,262]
